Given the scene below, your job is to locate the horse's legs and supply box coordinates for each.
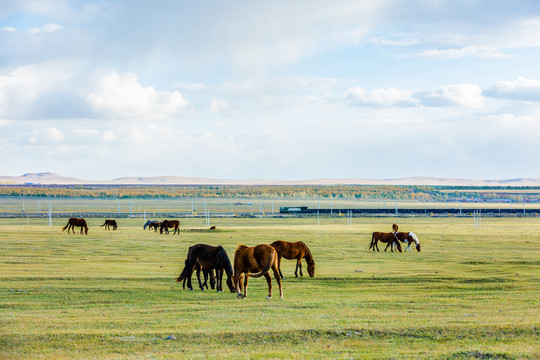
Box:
[242,275,249,298]
[264,273,272,299]
[277,255,285,279]
[295,259,303,277]
[273,265,283,299]
[212,269,219,291]
[374,240,379,251]
[196,266,205,291]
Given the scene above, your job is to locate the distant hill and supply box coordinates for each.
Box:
[1,172,540,186]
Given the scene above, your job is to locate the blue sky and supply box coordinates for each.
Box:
[1,0,540,180]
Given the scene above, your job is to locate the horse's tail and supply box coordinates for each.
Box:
[62,221,69,231]
[176,258,190,282]
[369,233,375,249]
[100,223,105,227]
[250,248,276,278]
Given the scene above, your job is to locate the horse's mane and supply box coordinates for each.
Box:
[235,244,248,255]
[409,232,419,244]
[217,246,233,275]
[300,241,314,264]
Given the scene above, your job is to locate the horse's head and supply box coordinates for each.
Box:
[307,261,315,277]
[416,243,421,252]
[226,276,235,292]
[395,240,402,252]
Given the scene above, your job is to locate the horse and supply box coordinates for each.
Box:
[143,220,159,231]
[101,219,117,230]
[62,217,88,235]
[233,244,283,299]
[160,220,180,234]
[181,261,216,290]
[385,232,422,252]
[369,232,402,252]
[176,244,234,292]
[270,240,315,279]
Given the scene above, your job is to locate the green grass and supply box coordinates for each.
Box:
[0,216,538,359]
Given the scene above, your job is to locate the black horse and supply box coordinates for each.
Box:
[176,244,235,292]
[143,220,160,232]
[101,219,117,230]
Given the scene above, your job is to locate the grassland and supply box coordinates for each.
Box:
[0,215,539,359]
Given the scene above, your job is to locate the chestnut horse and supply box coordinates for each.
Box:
[369,232,402,252]
[160,220,180,234]
[176,244,234,292]
[233,244,283,299]
[270,240,315,279]
[101,219,117,230]
[62,217,88,235]
[385,232,421,252]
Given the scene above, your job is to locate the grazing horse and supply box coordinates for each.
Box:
[181,262,216,291]
[62,217,88,235]
[386,232,422,252]
[270,240,315,279]
[160,220,180,234]
[233,244,283,299]
[369,232,402,252]
[176,244,234,292]
[101,219,117,230]
[143,220,159,231]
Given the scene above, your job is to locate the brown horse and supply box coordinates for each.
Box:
[149,221,161,232]
[101,219,117,230]
[369,232,402,252]
[233,244,283,299]
[160,220,180,234]
[270,240,315,279]
[62,217,88,235]
[176,244,234,292]
[385,232,422,252]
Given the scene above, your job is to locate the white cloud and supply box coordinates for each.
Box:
[84,71,189,118]
[210,97,231,113]
[1,27,16,32]
[28,127,64,144]
[415,45,510,59]
[484,77,540,102]
[418,84,484,108]
[101,131,118,143]
[345,87,419,107]
[28,23,65,34]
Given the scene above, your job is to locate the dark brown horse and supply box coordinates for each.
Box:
[101,219,117,230]
[270,240,315,279]
[233,244,283,299]
[181,261,216,290]
[385,232,421,252]
[143,220,160,231]
[160,220,180,234]
[176,244,234,292]
[369,232,402,252]
[62,217,88,235]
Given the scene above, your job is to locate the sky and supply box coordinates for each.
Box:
[1,0,540,181]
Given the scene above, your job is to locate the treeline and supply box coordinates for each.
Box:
[1,185,539,202]
[0,185,441,200]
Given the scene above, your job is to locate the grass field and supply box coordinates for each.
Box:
[0,216,539,359]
